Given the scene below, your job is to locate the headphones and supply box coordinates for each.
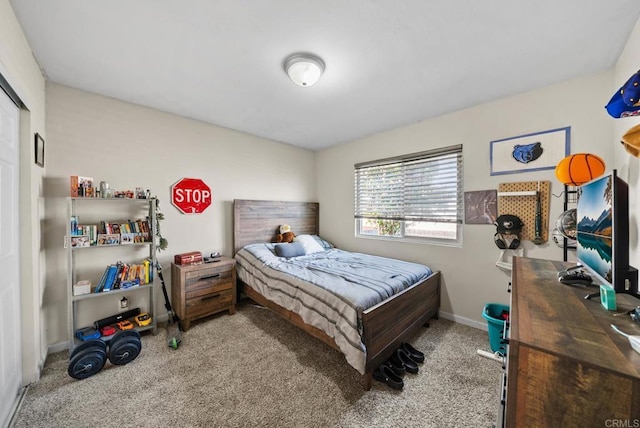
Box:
[494,214,524,250]
[494,232,520,249]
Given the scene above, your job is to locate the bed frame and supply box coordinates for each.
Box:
[233,199,441,389]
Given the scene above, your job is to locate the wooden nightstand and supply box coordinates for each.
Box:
[171,256,236,331]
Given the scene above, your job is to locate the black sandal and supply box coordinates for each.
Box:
[373,363,404,390]
[401,342,425,363]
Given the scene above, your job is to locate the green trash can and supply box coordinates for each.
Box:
[482,303,510,353]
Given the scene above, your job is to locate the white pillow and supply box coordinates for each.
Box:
[294,234,325,254]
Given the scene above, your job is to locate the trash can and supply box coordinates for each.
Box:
[482,303,510,353]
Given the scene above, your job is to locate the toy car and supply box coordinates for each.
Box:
[134,312,152,327]
[76,327,101,341]
[117,320,134,330]
[100,325,117,336]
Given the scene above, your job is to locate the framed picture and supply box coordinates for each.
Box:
[490,126,570,176]
[464,190,498,224]
[35,133,45,167]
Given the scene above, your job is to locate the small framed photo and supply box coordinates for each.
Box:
[97,234,121,246]
[35,133,45,167]
[70,235,90,248]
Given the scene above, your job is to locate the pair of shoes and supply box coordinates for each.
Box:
[396,348,419,374]
[373,363,404,390]
[401,342,425,363]
[386,352,406,376]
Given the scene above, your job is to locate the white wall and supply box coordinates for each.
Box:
[0,0,47,384]
[613,18,640,271]
[316,70,616,327]
[44,83,316,348]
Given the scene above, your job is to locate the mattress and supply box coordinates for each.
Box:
[235,242,432,374]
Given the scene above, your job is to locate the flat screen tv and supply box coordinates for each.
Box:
[576,169,638,295]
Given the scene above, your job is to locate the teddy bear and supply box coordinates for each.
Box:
[276,224,295,243]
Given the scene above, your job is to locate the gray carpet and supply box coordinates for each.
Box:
[11,302,501,428]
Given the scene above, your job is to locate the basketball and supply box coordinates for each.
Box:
[555,153,606,186]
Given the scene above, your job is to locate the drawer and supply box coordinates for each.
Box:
[185,288,233,318]
[186,281,232,301]
[185,267,233,292]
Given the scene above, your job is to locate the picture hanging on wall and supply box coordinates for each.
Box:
[489,126,570,176]
[464,190,497,224]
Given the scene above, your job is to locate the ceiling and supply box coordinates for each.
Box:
[9,1,640,151]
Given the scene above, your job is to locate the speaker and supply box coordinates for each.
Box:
[94,307,141,329]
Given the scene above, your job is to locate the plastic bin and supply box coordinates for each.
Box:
[482,303,510,353]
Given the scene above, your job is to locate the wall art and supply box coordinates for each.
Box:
[490,126,570,176]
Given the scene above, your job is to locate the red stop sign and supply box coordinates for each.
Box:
[171,178,212,214]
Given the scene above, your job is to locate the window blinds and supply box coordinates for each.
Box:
[354,145,463,224]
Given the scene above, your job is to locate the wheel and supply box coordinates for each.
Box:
[68,347,107,380]
[108,337,141,365]
[69,339,106,360]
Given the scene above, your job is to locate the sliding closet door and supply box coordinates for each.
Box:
[0,87,22,428]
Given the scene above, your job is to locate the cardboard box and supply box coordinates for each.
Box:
[174,251,203,265]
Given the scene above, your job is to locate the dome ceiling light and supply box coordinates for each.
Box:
[284,53,325,87]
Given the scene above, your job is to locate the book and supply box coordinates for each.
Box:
[70,176,94,197]
[94,266,110,293]
[101,264,119,292]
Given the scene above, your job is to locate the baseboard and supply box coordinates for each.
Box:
[48,341,69,355]
[438,311,487,331]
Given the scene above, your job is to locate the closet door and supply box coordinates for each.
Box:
[0,87,22,427]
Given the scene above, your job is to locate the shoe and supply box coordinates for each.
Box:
[386,353,406,376]
[396,348,419,374]
[401,342,425,363]
[373,363,404,390]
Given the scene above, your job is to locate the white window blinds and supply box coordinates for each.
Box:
[354,145,463,224]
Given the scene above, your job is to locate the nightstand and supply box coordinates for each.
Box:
[171,256,236,331]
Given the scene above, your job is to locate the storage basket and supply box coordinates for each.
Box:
[482,303,510,353]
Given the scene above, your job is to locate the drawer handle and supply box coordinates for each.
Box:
[201,293,221,301]
[199,273,221,281]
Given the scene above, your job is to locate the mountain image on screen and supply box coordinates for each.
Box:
[577,209,612,237]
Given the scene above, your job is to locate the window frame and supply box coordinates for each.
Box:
[354,144,464,247]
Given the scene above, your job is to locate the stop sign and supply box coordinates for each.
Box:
[171,178,212,214]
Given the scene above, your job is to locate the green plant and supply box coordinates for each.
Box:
[152,198,168,251]
[376,219,401,236]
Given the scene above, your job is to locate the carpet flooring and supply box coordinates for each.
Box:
[11,301,501,428]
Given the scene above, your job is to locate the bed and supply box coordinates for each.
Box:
[233,199,441,389]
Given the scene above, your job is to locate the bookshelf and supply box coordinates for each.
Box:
[66,197,158,350]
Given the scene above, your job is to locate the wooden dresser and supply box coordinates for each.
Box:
[504,257,640,426]
[171,256,236,331]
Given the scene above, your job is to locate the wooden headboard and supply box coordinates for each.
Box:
[233,199,319,254]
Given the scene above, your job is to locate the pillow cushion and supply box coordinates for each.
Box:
[274,242,306,258]
[312,235,334,250]
[294,234,325,254]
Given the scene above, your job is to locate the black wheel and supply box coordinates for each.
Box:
[109,329,140,345]
[68,347,107,380]
[69,339,106,360]
[108,337,141,365]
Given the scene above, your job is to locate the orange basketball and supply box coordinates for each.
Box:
[555,153,606,186]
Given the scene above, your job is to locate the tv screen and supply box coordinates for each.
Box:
[576,169,633,293]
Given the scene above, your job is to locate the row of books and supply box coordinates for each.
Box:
[70,216,151,247]
[95,259,154,293]
[101,218,150,235]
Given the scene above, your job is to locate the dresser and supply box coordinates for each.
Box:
[171,257,236,331]
[502,257,640,426]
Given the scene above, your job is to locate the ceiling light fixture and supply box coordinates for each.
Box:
[284,53,325,87]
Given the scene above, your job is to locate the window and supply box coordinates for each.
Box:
[354,144,463,246]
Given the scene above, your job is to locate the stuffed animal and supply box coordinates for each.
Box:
[276,224,295,243]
